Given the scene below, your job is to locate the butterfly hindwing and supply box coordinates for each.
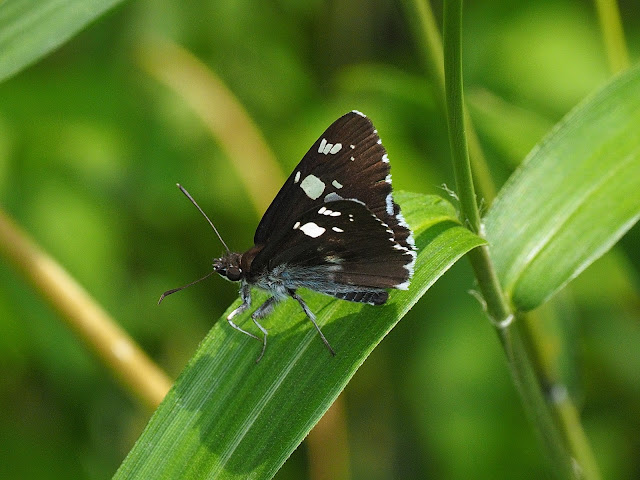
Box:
[253,111,414,260]
[251,199,414,292]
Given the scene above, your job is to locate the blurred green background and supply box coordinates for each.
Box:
[1,0,639,478]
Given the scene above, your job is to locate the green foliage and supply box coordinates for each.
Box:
[486,66,640,311]
[0,0,125,83]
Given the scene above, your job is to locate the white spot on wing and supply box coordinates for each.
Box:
[299,222,325,238]
[385,174,392,184]
[396,211,416,249]
[396,211,409,229]
[350,144,355,149]
[294,171,301,183]
[318,138,327,154]
[352,110,366,117]
[322,142,332,154]
[324,192,343,202]
[293,221,301,229]
[386,193,394,216]
[300,174,325,200]
[404,256,415,278]
[329,143,342,154]
[350,156,355,161]
[332,226,344,233]
[332,180,343,189]
[393,208,417,279]
[319,207,341,216]
[382,154,389,163]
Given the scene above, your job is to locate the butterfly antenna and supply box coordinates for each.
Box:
[158,271,215,304]
[176,183,231,253]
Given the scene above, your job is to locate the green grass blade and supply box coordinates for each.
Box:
[114,192,485,480]
[485,65,640,311]
[0,0,125,83]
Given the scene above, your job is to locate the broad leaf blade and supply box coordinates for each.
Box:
[485,66,640,311]
[0,0,125,83]
[114,192,484,480]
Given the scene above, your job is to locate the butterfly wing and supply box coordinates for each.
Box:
[254,111,415,258]
[249,199,414,298]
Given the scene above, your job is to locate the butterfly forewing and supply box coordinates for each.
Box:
[253,111,414,258]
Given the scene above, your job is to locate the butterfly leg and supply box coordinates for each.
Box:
[251,296,278,363]
[227,283,260,343]
[288,289,336,356]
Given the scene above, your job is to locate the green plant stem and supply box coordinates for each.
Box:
[520,313,602,479]
[442,1,482,235]
[402,0,497,204]
[594,0,629,74]
[442,1,600,478]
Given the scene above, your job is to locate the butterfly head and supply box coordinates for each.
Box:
[213,252,243,282]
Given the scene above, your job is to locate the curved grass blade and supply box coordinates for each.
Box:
[485,65,640,311]
[0,0,125,83]
[114,192,485,480]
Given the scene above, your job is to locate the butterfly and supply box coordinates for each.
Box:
[159,110,416,362]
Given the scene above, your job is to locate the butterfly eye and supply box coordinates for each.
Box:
[226,266,242,281]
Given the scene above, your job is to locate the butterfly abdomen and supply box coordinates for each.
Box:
[332,290,388,305]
